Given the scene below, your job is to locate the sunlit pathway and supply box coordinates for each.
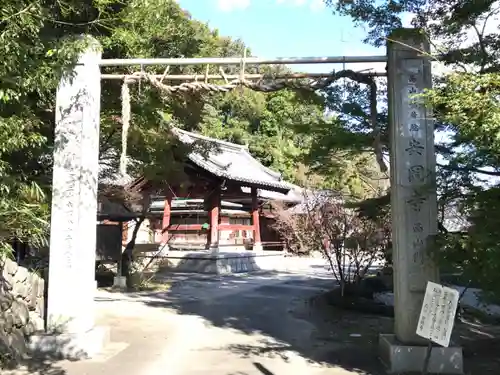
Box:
[147,279,368,375]
[5,257,378,375]
[123,262,372,375]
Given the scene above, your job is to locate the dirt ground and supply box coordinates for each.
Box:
[293,292,500,375]
[4,263,500,375]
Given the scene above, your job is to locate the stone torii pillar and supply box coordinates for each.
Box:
[28,37,109,359]
[380,29,463,374]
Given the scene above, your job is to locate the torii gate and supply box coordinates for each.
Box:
[29,29,462,373]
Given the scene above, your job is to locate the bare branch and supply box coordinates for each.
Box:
[272,189,391,290]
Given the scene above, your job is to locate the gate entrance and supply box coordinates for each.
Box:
[34,28,456,372]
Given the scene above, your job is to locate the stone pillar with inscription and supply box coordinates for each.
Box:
[28,37,109,359]
[379,29,463,374]
[388,29,440,345]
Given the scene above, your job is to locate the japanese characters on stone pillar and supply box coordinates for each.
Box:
[387,29,440,344]
[46,38,102,334]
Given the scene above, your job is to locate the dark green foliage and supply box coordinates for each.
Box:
[326,0,500,297]
[2,0,366,256]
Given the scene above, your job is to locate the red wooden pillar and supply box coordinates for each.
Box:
[251,187,263,251]
[161,192,173,247]
[208,186,221,251]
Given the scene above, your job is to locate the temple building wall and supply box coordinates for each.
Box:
[123,211,256,251]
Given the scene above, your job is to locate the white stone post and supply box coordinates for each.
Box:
[387,29,439,345]
[380,29,463,374]
[29,37,109,359]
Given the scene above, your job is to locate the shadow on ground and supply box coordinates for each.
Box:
[2,354,77,375]
[97,266,500,375]
[97,269,388,374]
[1,327,88,375]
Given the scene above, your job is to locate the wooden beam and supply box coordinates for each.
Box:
[219,224,254,231]
[168,224,253,231]
[168,224,205,231]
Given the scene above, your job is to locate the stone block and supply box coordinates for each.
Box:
[13,280,29,300]
[35,296,44,317]
[23,312,45,336]
[0,260,48,361]
[112,276,127,289]
[27,281,39,311]
[3,258,18,276]
[242,260,249,272]
[2,270,14,291]
[11,299,29,328]
[28,325,110,360]
[3,311,15,333]
[163,250,284,274]
[25,272,34,293]
[15,266,28,284]
[379,334,463,374]
[252,242,263,252]
[3,328,27,359]
[0,292,14,312]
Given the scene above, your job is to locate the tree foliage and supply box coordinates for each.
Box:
[2,0,381,257]
[325,0,500,296]
[272,191,391,292]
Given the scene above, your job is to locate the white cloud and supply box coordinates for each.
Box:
[216,0,250,12]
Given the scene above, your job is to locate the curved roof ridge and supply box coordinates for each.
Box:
[240,149,282,180]
[171,126,290,193]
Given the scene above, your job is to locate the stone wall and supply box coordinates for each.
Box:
[160,250,285,274]
[0,257,45,360]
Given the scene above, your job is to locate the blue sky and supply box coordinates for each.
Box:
[175,1,497,182]
[176,0,386,73]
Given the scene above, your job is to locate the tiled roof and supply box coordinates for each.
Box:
[171,127,292,193]
[240,185,304,204]
[98,150,135,187]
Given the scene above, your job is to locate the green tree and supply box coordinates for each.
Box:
[1,0,346,257]
[325,0,500,296]
[197,88,324,183]
[0,0,107,255]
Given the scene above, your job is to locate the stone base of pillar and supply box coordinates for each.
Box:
[208,245,219,256]
[252,242,263,253]
[379,334,463,374]
[161,250,284,275]
[112,276,127,289]
[28,325,110,360]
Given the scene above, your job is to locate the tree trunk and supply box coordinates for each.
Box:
[121,216,145,287]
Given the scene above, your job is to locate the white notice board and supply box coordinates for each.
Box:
[416,281,460,347]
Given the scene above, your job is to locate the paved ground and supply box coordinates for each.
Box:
[7,258,383,375]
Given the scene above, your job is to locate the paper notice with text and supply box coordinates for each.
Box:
[416,281,460,347]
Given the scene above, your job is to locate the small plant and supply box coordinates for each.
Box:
[273,190,391,295]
